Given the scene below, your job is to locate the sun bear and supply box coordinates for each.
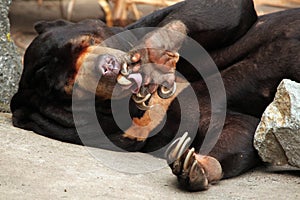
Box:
[10,0,300,191]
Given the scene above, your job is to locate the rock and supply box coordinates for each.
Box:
[0,0,22,112]
[254,79,300,168]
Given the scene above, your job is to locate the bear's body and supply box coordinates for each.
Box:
[10,0,300,191]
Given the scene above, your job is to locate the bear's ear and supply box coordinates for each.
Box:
[34,20,71,34]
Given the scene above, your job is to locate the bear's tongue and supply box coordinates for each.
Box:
[128,73,143,94]
[118,73,142,94]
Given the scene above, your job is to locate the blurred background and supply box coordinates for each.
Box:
[8,0,300,55]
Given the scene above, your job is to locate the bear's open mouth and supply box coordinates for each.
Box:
[116,58,177,110]
[73,20,186,106]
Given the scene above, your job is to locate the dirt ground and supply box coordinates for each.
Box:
[2,0,300,199]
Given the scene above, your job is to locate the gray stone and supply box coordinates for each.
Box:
[254,79,300,168]
[0,0,22,112]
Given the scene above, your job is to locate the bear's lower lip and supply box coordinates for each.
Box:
[128,73,143,94]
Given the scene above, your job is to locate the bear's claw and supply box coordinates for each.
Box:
[165,132,223,191]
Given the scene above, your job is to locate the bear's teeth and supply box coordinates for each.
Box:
[117,74,132,86]
[120,63,129,76]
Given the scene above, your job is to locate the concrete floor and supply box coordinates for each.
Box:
[1,114,300,199]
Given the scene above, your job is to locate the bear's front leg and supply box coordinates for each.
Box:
[166,112,261,191]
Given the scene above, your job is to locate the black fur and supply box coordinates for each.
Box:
[10,0,300,186]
